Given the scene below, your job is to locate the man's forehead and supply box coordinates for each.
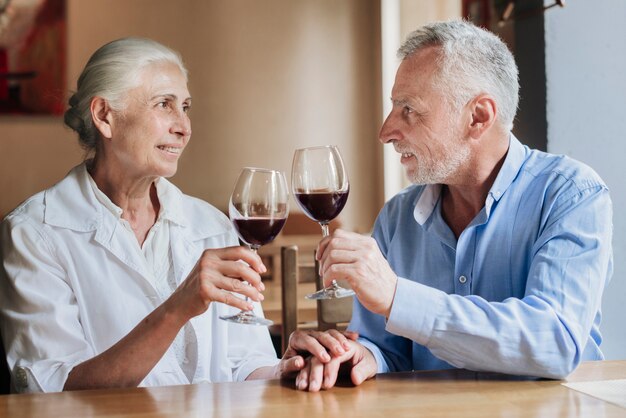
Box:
[398,47,439,77]
[392,48,440,99]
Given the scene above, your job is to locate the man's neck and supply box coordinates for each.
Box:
[440,134,509,238]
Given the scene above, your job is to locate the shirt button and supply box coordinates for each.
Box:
[459,275,467,284]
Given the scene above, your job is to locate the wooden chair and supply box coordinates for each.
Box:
[280,245,353,354]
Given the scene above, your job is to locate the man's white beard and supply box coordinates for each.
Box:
[407,135,471,185]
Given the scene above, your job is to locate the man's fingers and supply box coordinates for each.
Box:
[311,330,350,357]
[321,263,355,288]
[343,330,359,341]
[288,332,331,363]
[326,329,353,351]
[319,249,359,278]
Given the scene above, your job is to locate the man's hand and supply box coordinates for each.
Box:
[296,338,377,392]
[317,229,398,317]
[167,246,267,323]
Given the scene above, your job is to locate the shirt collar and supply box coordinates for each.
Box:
[412,133,528,225]
[84,165,187,227]
[153,177,186,227]
[486,133,527,205]
[413,184,442,225]
[85,167,123,220]
[44,162,188,231]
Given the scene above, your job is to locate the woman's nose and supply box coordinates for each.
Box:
[172,110,192,137]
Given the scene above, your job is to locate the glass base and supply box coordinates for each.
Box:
[305,281,355,300]
[219,311,273,326]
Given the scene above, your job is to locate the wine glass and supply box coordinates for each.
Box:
[219,167,289,326]
[291,145,355,300]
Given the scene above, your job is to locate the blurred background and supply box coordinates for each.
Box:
[1,0,624,361]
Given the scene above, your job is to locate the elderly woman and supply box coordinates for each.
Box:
[0,38,333,393]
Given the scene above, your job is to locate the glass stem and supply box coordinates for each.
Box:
[320,222,330,237]
[244,245,260,306]
[319,223,336,288]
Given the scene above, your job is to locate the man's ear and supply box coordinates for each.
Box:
[467,94,497,139]
[91,97,114,139]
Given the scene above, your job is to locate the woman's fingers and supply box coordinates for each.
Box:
[211,246,267,275]
[306,356,326,392]
[200,257,264,292]
[295,360,311,391]
[205,287,254,311]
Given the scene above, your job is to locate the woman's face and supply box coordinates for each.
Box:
[107,61,192,180]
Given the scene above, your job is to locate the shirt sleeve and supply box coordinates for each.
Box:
[385,184,613,379]
[0,214,95,393]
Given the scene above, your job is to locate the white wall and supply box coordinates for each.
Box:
[544,0,626,359]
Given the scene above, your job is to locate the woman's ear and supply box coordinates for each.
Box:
[468,94,497,139]
[90,97,113,139]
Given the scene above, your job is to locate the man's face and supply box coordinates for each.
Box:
[379,47,470,185]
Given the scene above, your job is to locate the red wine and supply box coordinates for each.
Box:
[294,190,349,223]
[232,217,287,247]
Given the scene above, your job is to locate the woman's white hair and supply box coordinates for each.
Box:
[64,37,187,151]
[398,20,519,131]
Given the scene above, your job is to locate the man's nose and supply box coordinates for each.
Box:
[379,113,395,144]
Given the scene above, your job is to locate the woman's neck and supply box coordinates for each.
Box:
[88,158,161,246]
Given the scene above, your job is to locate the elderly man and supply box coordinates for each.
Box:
[293,20,613,392]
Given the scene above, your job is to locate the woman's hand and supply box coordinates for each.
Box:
[167,246,267,322]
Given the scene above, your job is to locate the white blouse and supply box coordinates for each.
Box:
[0,163,279,393]
[87,172,197,382]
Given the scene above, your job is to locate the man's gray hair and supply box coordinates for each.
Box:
[64,37,187,151]
[399,20,519,131]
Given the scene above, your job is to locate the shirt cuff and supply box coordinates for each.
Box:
[357,337,390,374]
[385,277,446,346]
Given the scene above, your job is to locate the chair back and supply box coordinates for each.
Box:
[280,245,352,353]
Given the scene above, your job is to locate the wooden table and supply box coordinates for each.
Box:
[1,360,624,417]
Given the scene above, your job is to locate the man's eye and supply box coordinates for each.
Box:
[403,106,413,114]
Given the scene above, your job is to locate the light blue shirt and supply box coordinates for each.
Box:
[350,135,613,379]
